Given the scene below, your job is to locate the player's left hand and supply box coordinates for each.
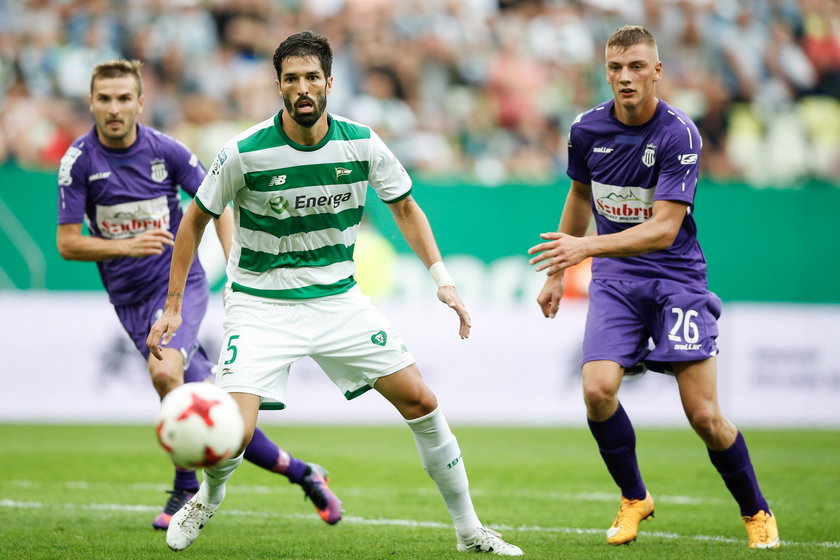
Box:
[528,232,587,274]
[437,285,471,339]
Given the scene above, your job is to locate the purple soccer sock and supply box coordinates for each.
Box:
[708,431,770,516]
[173,467,199,491]
[244,427,308,483]
[588,403,647,500]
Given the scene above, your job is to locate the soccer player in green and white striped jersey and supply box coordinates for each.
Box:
[147,31,522,556]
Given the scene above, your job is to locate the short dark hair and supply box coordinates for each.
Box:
[606,25,657,51]
[90,59,144,95]
[273,31,333,79]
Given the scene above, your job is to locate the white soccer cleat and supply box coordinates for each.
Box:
[165,489,220,551]
[457,526,524,556]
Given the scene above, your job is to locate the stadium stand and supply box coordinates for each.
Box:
[0,0,837,186]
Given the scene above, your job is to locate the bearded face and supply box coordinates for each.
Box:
[277,55,332,129]
[283,88,328,128]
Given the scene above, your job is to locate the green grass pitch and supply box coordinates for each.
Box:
[0,424,837,559]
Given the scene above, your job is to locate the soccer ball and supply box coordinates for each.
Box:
[155,382,244,469]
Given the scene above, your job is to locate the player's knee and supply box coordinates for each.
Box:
[399,388,439,420]
[687,407,720,439]
[149,365,182,398]
[237,424,256,456]
[582,381,615,409]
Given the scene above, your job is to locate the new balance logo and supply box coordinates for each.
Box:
[593,147,614,154]
[335,167,352,179]
[268,175,287,187]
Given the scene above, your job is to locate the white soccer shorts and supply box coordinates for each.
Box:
[215,286,415,409]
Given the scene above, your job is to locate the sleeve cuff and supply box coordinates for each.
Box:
[383,187,413,204]
[194,196,221,219]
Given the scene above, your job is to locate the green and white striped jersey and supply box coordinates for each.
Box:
[196,112,412,300]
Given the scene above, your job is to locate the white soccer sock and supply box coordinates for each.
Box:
[200,453,243,505]
[406,407,481,539]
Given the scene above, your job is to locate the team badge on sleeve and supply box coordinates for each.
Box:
[210,149,228,176]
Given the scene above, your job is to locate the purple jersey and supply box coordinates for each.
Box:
[57,124,207,305]
[567,99,707,287]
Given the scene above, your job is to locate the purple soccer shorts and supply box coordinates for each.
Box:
[581,277,722,373]
[113,274,214,381]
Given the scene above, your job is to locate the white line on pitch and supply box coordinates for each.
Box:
[0,499,836,549]
[7,480,724,505]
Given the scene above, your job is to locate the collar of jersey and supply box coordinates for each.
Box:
[607,98,665,130]
[92,123,143,153]
[274,111,334,152]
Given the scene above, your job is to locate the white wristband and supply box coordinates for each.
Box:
[429,261,455,288]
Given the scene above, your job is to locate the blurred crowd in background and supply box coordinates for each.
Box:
[0,0,838,186]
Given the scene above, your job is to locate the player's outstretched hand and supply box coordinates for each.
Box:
[527,232,586,274]
[125,229,175,258]
[147,312,182,360]
[437,285,471,339]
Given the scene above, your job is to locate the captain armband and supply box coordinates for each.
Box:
[429,261,456,288]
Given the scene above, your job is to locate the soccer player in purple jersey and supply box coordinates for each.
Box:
[56,59,342,530]
[528,26,779,549]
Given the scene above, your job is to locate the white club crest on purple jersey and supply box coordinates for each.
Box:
[150,158,169,182]
[642,143,656,167]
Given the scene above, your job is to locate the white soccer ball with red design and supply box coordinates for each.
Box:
[155,382,244,469]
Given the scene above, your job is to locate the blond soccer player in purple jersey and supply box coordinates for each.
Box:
[528,25,779,549]
[56,59,342,530]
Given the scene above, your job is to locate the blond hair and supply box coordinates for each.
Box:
[606,25,658,58]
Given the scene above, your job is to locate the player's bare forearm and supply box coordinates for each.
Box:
[529,198,687,273]
[387,196,443,268]
[164,201,212,314]
[56,223,174,261]
[579,199,687,258]
[389,197,471,338]
[147,202,209,360]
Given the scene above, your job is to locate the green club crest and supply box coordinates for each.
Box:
[371,330,387,346]
[269,195,289,214]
